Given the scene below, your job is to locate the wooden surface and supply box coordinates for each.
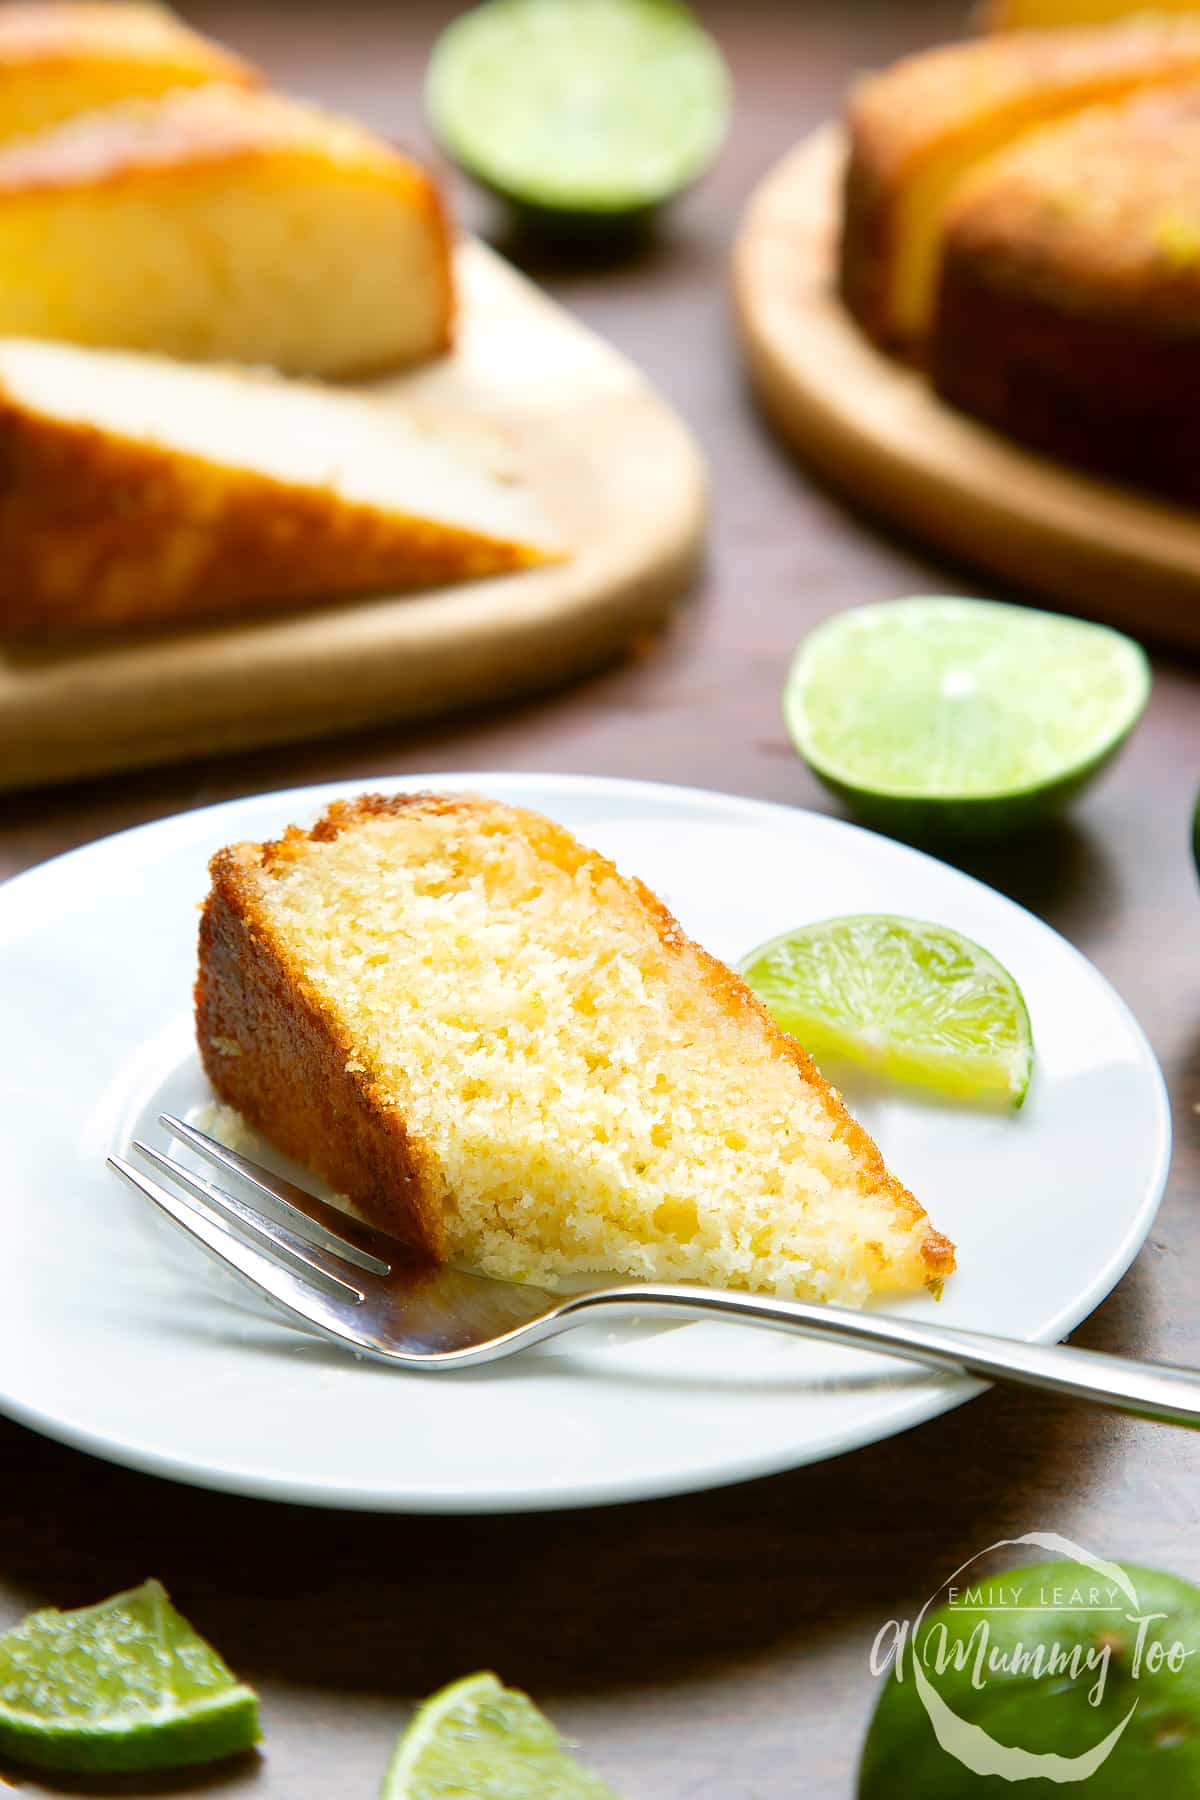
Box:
[0,242,704,790]
[1,3,1198,1796]
[734,126,1200,653]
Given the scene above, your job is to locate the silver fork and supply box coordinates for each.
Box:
[107,1117,1200,1426]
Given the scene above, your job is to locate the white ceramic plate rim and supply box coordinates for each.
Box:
[0,773,1172,1511]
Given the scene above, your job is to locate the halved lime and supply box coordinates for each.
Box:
[381,1671,619,1799]
[426,0,730,223]
[784,597,1151,839]
[739,914,1033,1104]
[0,1580,259,1774]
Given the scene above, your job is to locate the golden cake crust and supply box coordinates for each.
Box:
[0,380,549,634]
[195,793,956,1281]
[0,1,253,73]
[840,17,1200,349]
[932,86,1200,501]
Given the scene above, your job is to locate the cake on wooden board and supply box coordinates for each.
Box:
[840,16,1200,351]
[0,338,562,634]
[932,85,1200,505]
[0,81,453,375]
[196,792,955,1304]
[0,1,256,142]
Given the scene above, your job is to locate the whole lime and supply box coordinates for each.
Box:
[859,1561,1200,1796]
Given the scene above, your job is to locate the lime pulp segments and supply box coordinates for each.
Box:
[785,596,1151,838]
[381,1671,620,1800]
[0,1580,259,1774]
[426,0,730,217]
[739,914,1034,1105]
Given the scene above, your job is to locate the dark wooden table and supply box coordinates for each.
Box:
[2,3,1198,1794]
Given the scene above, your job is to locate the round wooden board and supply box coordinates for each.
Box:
[0,240,706,791]
[733,125,1200,654]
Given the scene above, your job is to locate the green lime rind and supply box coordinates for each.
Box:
[859,1561,1200,1797]
[784,596,1151,841]
[426,0,730,221]
[0,1580,259,1774]
[382,1671,621,1800]
[739,914,1034,1106]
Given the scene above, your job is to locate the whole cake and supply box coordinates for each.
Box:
[932,85,1200,505]
[0,81,452,375]
[840,16,1200,352]
[0,339,560,633]
[196,793,955,1304]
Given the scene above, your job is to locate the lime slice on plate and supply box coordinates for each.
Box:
[381,1671,619,1799]
[739,914,1033,1105]
[0,1580,259,1774]
[784,596,1151,839]
[426,0,730,223]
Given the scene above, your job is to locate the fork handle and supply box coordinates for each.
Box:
[551,1285,1200,1428]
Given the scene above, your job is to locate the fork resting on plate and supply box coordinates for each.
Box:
[108,1116,1200,1427]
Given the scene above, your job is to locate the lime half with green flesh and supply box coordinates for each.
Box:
[381,1672,620,1800]
[739,914,1033,1105]
[785,596,1151,839]
[426,0,730,223]
[0,1580,259,1774]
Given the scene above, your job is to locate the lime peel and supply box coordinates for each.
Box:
[739,914,1034,1106]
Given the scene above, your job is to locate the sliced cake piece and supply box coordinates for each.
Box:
[0,338,561,633]
[196,793,955,1305]
[0,82,452,376]
[0,2,257,142]
[983,0,1200,30]
[840,17,1200,352]
[932,86,1200,505]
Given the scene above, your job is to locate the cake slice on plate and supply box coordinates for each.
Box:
[196,793,955,1305]
[0,2,257,143]
[0,81,452,375]
[0,338,562,633]
[840,16,1200,351]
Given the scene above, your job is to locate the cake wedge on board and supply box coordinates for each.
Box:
[0,1,257,143]
[0,337,562,634]
[196,792,955,1304]
[0,80,452,375]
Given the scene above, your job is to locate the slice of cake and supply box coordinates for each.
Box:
[840,17,1200,352]
[195,793,955,1305]
[932,86,1200,505]
[0,82,452,376]
[0,338,561,633]
[0,2,257,143]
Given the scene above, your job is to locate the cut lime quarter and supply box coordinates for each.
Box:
[739,914,1033,1105]
[426,0,730,222]
[381,1671,620,1800]
[0,1580,259,1774]
[784,596,1151,839]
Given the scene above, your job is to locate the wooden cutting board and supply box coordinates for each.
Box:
[0,240,706,791]
[733,125,1200,654]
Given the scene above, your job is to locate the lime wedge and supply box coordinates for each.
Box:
[739,914,1033,1104]
[426,0,730,222]
[381,1672,620,1800]
[784,596,1151,839]
[0,1580,259,1774]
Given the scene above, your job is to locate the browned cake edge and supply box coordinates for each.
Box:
[0,395,551,635]
[932,224,1200,505]
[195,793,956,1283]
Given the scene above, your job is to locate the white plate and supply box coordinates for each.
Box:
[0,775,1170,1512]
